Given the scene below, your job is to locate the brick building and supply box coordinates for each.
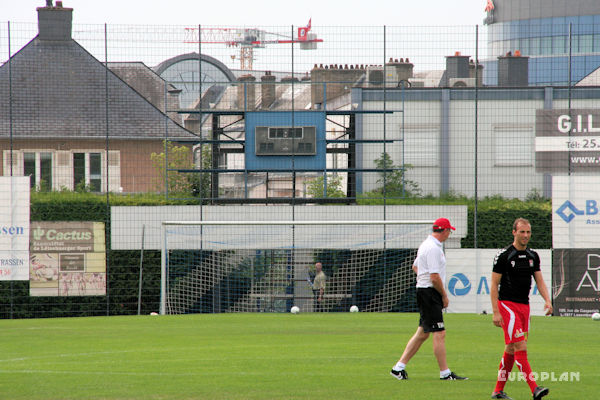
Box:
[0,2,197,193]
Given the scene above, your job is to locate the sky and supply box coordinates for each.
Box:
[5,0,488,27]
[2,1,490,72]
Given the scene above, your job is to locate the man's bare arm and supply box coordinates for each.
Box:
[430,273,448,308]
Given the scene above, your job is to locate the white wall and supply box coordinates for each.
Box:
[111,204,467,250]
[360,90,600,199]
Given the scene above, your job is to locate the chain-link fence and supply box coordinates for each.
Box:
[1,6,598,317]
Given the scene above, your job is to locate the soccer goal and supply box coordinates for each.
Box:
[160,220,433,315]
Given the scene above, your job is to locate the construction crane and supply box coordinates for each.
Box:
[183,19,322,70]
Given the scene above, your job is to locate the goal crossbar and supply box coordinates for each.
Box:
[162,220,434,226]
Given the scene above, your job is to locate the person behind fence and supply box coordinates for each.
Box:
[490,218,552,400]
[311,262,326,312]
[390,217,468,381]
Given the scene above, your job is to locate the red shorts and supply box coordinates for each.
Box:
[498,300,530,344]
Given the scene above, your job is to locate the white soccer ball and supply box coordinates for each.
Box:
[291,306,300,314]
[350,305,359,313]
[591,312,600,321]
[150,312,158,316]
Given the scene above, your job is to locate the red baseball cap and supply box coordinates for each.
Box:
[433,218,456,231]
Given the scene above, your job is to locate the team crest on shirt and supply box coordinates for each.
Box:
[511,261,516,268]
[529,259,534,267]
[514,329,524,338]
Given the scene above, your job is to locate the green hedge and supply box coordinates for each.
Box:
[0,193,180,319]
[358,195,552,249]
[461,198,552,249]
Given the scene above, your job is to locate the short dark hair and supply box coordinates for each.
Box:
[512,218,531,231]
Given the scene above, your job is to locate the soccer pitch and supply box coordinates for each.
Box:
[0,313,595,400]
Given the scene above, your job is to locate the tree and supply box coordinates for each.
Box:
[306,174,346,198]
[188,144,212,200]
[373,152,421,197]
[150,141,211,198]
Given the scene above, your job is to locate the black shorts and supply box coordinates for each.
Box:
[416,287,445,333]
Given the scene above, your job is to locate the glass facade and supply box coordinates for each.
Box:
[484,14,600,85]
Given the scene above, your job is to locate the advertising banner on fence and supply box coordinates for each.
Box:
[552,175,600,249]
[445,249,552,316]
[552,249,600,317]
[29,221,106,296]
[0,177,30,281]
[536,109,600,173]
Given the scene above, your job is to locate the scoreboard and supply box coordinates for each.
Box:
[245,111,326,171]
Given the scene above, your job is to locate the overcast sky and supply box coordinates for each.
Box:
[2,1,490,71]
[5,0,487,27]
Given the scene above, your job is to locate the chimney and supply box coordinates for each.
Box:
[237,74,256,110]
[310,64,365,109]
[37,0,73,41]
[497,50,529,87]
[260,71,276,109]
[385,57,414,86]
[469,58,484,85]
[311,64,326,108]
[445,52,470,80]
[281,75,299,83]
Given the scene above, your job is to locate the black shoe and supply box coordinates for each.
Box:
[440,371,468,380]
[491,391,513,399]
[390,369,408,380]
[533,386,549,400]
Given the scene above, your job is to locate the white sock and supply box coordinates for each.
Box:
[393,362,406,371]
[440,369,451,378]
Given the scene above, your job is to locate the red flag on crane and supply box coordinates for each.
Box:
[484,0,495,12]
[297,18,311,41]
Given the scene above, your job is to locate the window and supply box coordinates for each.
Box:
[73,152,102,192]
[89,153,101,192]
[24,152,36,188]
[404,127,439,167]
[518,38,530,56]
[73,153,85,189]
[541,37,552,55]
[553,36,566,55]
[40,152,52,190]
[594,34,600,52]
[529,37,540,56]
[577,34,593,53]
[24,152,52,190]
[4,150,119,192]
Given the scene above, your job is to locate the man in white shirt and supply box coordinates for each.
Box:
[390,218,468,381]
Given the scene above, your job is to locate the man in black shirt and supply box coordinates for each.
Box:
[490,218,552,400]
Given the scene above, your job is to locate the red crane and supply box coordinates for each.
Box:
[184,19,322,70]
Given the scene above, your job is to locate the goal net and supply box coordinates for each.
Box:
[160,220,432,314]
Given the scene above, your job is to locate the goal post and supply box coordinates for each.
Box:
[160,220,433,315]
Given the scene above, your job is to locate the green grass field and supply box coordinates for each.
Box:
[0,313,595,400]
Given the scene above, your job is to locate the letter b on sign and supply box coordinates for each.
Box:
[587,200,598,215]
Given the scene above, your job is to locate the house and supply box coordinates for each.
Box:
[0,2,197,193]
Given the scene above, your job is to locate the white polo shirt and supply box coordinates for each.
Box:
[414,234,446,288]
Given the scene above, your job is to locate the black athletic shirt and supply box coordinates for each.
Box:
[492,244,540,305]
